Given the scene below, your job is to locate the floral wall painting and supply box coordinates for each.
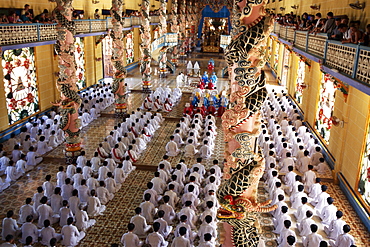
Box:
[102,36,114,78]
[315,73,337,144]
[358,122,370,206]
[126,31,134,65]
[295,60,306,104]
[2,47,39,125]
[74,37,86,89]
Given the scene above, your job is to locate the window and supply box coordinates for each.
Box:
[315,73,336,143]
[74,37,86,89]
[295,60,306,104]
[358,122,370,206]
[280,47,290,87]
[2,48,39,125]
[102,36,114,78]
[126,31,134,64]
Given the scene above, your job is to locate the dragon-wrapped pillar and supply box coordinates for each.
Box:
[158,0,168,76]
[50,0,82,162]
[110,0,127,114]
[216,1,276,247]
[170,0,179,65]
[140,0,152,92]
[178,0,186,57]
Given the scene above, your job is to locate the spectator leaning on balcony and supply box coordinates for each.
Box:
[363,24,370,46]
[342,23,364,44]
[314,13,322,28]
[328,18,342,40]
[21,12,32,23]
[33,11,48,23]
[0,14,9,24]
[322,12,336,34]
[21,4,32,18]
[338,24,350,42]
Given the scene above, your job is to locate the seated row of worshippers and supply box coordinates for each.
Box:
[141,86,182,112]
[165,112,217,159]
[0,130,144,247]
[78,82,115,128]
[94,109,164,163]
[0,86,120,193]
[260,91,356,247]
[120,156,222,247]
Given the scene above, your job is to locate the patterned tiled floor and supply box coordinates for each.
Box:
[0,55,369,247]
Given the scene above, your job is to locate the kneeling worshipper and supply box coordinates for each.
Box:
[165,136,180,157]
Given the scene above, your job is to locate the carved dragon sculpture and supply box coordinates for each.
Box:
[170,0,179,64]
[217,0,276,246]
[110,0,127,113]
[140,0,152,91]
[50,0,82,155]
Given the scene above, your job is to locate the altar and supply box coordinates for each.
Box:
[201,17,228,53]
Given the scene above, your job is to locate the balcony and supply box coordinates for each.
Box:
[272,23,370,89]
[0,15,177,47]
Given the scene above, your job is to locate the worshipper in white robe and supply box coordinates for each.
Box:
[140,193,157,224]
[96,181,114,205]
[18,198,37,225]
[297,210,315,237]
[302,224,323,247]
[279,152,294,173]
[198,216,217,245]
[178,201,198,230]
[61,217,86,247]
[36,136,52,155]
[75,205,96,231]
[273,206,290,234]
[311,146,324,166]
[199,140,212,159]
[324,211,346,241]
[291,184,308,209]
[184,139,198,157]
[26,147,43,167]
[105,172,120,193]
[329,224,356,247]
[311,185,330,214]
[121,223,143,247]
[50,187,63,214]
[11,145,22,163]
[272,195,288,217]
[165,135,179,157]
[37,196,59,228]
[175,215,197,243]
[149,172,165,197]
[173,129,184,147]
[308,178,322,199]
[56,166,67,188]
[40,219,62,246]
[146,221,168,247]
[122,156,136,174]
[159,196,176,225]
[318,197,337,226]
[43,174,55,199]
[114,163,126,185]
[59,201,74,227]
[111,144,124,163]
[1,210,20,241]
[277,220,296,247]
[315,158,329,174]
[130,207,151,238]
[76,151,87,169]
[172,227,191,247]
[5,161,20,183]
[303,165,316,191]
[125,145,139,163]
[48,130,59,148]
[61,178,73,201]
[20,215,38,244]
[87,189,106,217]
[96,143,108,160]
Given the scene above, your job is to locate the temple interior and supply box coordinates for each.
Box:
[0,0,369,246]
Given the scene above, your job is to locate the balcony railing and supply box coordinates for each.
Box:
[0,15,178,46]
[151,33,178,52]
[273,23,370,88]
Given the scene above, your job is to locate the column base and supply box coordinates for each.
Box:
[64,145,82,164]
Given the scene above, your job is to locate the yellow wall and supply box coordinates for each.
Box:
[267,0,370,28]
[35,45,58,111]
[134,27,141,63]
[0,64,8,131]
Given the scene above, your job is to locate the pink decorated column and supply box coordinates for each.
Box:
[50,0,82,161]
[140,0,152,91]
[170,0,179,65]
[110,0,127,114]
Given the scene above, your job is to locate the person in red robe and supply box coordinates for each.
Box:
[183,103,193,116]
[207,102,217,115]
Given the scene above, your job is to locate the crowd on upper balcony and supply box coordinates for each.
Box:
[274,11,370,46]
[0,5,164,25]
